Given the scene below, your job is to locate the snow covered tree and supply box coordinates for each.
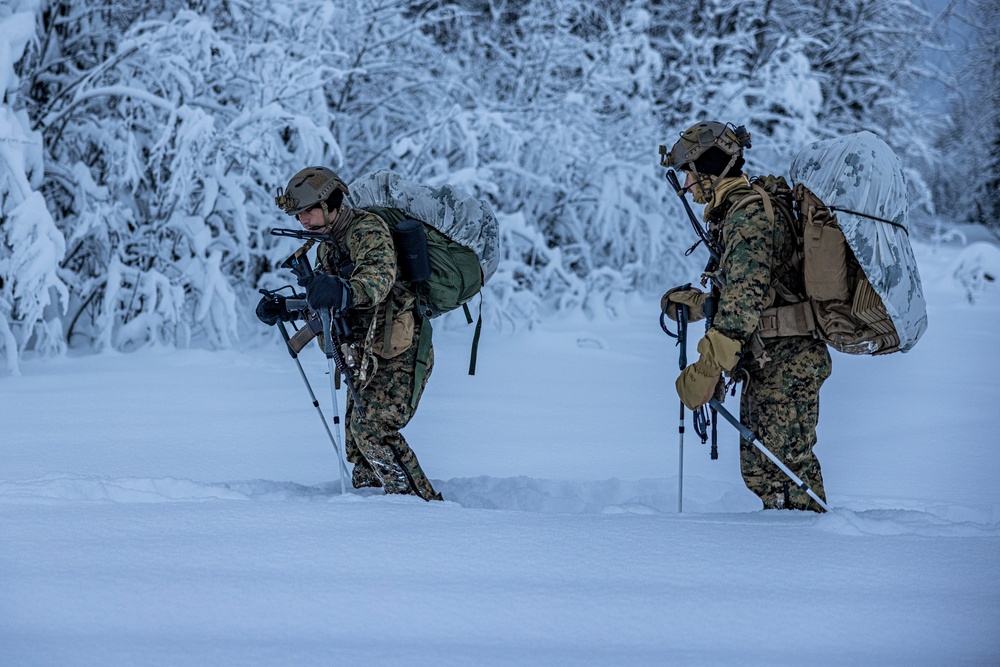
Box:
[397,0,689,322]
[648,0,823,176]
[937,0,1000,233]
[3,0,958,369]
[22,1,341,351]
[1,0,68,374]
[785,0,944,221]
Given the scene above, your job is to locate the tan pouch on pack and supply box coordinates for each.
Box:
[801,198,849,302]
[376,309,414,359]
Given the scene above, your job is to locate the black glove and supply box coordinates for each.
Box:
[301,274,354,313]
[255,294,301,326]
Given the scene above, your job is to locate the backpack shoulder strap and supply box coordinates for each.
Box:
[728,180,801,277]
[748,183,776,227]
[728,181,791,232]
[731,179,820,363]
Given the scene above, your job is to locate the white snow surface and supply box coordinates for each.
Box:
[2,240,999,666]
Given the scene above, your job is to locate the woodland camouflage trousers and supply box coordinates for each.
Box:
[739,337,832,512]
[344,329,441,501]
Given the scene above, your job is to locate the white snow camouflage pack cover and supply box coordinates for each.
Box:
[347,170,500,283]
[790,131,928,352]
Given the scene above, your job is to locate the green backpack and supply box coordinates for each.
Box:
[348,171,501,380]
[363,205,488,380]
[364,205,484,321]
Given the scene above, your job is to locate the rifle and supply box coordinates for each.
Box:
[271,227,335,244]
[270,229,367,420]
[663,168,724,262]
[663,168,721,459]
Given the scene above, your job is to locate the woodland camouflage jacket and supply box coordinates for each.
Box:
[316,209,418,353]
[708,179,805,348]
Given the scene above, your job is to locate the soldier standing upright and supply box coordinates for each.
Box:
[660,122,831,512]
[257,166,442,501]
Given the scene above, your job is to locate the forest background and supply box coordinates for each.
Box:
[1,0,998,373]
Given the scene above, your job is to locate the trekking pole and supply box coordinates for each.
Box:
[275,319,350,492]
[660,298,690,513]
[709,397,830,512]
[676,305,689,513]
[318,308,350,495]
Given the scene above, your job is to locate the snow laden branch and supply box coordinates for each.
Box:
[1,0,68,374]
[18,3,342,358]
[3,0,951,368]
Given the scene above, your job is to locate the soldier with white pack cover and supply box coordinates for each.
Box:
[659,121,926,512]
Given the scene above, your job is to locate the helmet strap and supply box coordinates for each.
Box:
[685,163,713,204]
[708,153,739,196]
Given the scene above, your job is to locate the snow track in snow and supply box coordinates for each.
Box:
[3,473,996,537]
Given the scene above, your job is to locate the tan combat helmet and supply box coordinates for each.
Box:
[274,166,349,216]
[659,121,752,202]
[660,121,750,172]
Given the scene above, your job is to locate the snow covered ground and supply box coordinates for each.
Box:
[2,238,999,666]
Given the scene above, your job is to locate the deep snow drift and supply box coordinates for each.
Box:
[2,238,998,666]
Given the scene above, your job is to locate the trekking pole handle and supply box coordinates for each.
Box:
[659,283,691,342]
[677,304,688,371]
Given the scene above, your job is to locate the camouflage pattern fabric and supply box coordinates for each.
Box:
[711,179,804,340]
[790,131,927,351]
[708,179,831,512]
[347,170,501,283]
[317,209,441,501]
[344,321,441,501]
[323,209,398,309]
[739,337,830,511]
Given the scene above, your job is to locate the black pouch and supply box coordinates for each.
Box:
[393,218,431,282]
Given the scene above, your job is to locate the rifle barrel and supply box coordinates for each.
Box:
[270,228,333,242]
[665,169,722,262]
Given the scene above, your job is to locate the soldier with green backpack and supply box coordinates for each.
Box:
[257,166,499,502]
[262,165,441,500]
